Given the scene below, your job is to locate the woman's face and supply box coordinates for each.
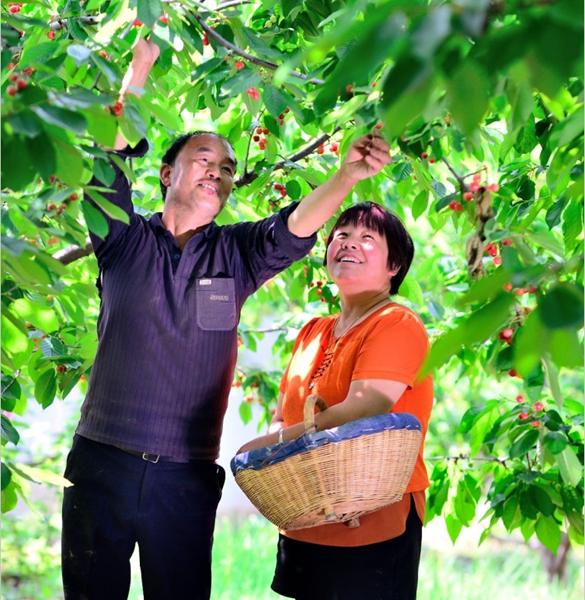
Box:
[326,223,397,293]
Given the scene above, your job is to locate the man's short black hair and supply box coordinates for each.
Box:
[324,202,414,295]
[159,131,236,200]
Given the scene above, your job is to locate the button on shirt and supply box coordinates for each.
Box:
[77,141,316,461]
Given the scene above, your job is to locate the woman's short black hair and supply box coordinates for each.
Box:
[159,131,235,200]
[324,202,414,295]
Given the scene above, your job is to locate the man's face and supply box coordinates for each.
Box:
[160,134,236,218]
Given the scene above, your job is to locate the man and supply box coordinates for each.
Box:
[61,39,391,599]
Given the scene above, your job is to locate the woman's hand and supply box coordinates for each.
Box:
[339,134,392,184]
[132,38,160,67]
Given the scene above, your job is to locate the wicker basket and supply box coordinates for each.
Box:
[231,396,422,530]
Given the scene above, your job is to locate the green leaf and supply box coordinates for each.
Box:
[85,190,130,225]
[538,283,584,329]
[549,328,583,369]
[543,431,568,455]
[1,481,18,513]
[509,429,539,458]
[1,415,19,446]
[26,130,57,179]
[1,463,11,491]
[138,0,163,28]
[285,180,302,200]
[445,513,462,543]
[411,190,428,220]
[1,375,21,412]
[1,136,36,191]
[8,111,43,138]
[447,61,490,135]
[93,159,116,187]
[11,463,73,488]
[54,138,85,187]
[81,200,109,240]
[262,85,290,118]
[31,105,87,135]
[239,400,252,425]
[555,446,583,486]
[19,42,58,68]
[513,308,549,377]
[34,369,57,409]
[529,485,554,516]
[535,515,562,554]
[422,293,516,375]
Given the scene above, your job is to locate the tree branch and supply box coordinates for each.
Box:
[190,12,324,85]
[55,242,93,265]
[235,127,340,187]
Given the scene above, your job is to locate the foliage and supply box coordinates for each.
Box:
[1,0,583,560]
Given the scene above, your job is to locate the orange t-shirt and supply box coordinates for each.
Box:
[278,302,433,547]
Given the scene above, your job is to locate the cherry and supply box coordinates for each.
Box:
[330,143,339,153]
[463,191,473,201]
[47,203,57,211]
[420,152,428,159]
[514,288,526,296]
[111,101,123,117]
[448,200,463,211]
[429,158,436,164]
[487,183,499,192]
[508,368,519,377]
[159,14,169,24]
[284,108,290,114]
[374,123,383,130]
[515,394,524,403]
[501,238,513,246]
[484,242,498,257]
[529,420,540,427]
[7,63,15,70]
[47,31,55,40]
[317,145,324,155]
[98,50,108,59]
[56,364,67,374]
[503,283,513,292]
[47,236,59,245]
[7,86,17,96]
[202,34,209,46]
[498,328,513,343]
[262,127,269,135]
[23,67,34,76]
[469,181,481,193]
[244,395,254,403]
[246,87,259,101]
[8,3,21,14]
[133,19,143,27]
[16,78,27,90]
[493,255,503,266]
[518,412,529,420]
[234,60,245,70]
[533,401,545,412]
[528,285,538,294]
[8,73,18,82]
[345,84,353,94]
[253,135,260,142]
[68,193,78,201]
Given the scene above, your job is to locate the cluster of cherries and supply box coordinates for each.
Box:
[516,395,545,427]
[448,172,500,212]
[317,143,339,155]
[6,65,33,97]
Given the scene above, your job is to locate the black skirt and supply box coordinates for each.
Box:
[271,495,422,600]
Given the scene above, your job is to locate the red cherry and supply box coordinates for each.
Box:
[345,84,353,94]
[518,412,529,421]
[470,181,481,193]
[514,288,526,296]
[448,200,463,212]
[8,73,18,82]
[420,152,428,159]
[484,242,498,257]
[530,420,540,427]
[202,34,209,46]
[68,193,78,201]
[317,145,324,155]
[234,60,245,70]
[111,101,123,117]
[47,203,57,211]
[244,395,254,404]
[280,189,287,197]
[498,328,514,342]
[159,14,169,24]
[132,19,143,27]
[374,123,383,130]
[256,127,263,134]
[330,143,339,153]
[429,158,436,164]
[463,192,473,201]
[279,119,284,126]
[503,283,513,292]
[246,87,260,101]
[8,3,21,14]
[493,256,503,266]
[501,238,513,246]
[508,368,519,377]
[6,86,17,96]
[487,183,500,192]
[56,364,67,374]
[515,394,525,404]
[472,173,481,183]
[23,66,34,76]
[262,127,269,135]
[284,108,290,114]
[98,50,109,59]
[528,285,538,294]
[47,30,55,40]
[258,142,266,150]
[533,401,545,412]
[253,135,260,142]
[7,63,15,70]
[16,78,27,90]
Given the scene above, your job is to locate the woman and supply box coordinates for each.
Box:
[239,202,433,600]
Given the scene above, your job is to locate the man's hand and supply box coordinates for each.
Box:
[339,134,392,184]
[132,38,160,67]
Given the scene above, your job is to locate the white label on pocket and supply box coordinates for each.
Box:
[199,279,212,286]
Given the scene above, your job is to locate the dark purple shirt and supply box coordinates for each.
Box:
[77,142,316,460]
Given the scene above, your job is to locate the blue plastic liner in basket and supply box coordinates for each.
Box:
[231,412,421,476]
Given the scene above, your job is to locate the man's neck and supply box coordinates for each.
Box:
[161,204,214,249]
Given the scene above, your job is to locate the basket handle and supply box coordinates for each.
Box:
[303,395,328,432]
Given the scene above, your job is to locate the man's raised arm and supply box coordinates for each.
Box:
[286,135,392,238]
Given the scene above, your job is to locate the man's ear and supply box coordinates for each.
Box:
[160,163,172,189]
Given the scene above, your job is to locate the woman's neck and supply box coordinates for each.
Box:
[335,290,391,336]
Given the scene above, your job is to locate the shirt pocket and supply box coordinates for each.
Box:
[195,278,237,331]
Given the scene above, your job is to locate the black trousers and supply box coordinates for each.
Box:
[61,435,225,600]
[271,495,422,600]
